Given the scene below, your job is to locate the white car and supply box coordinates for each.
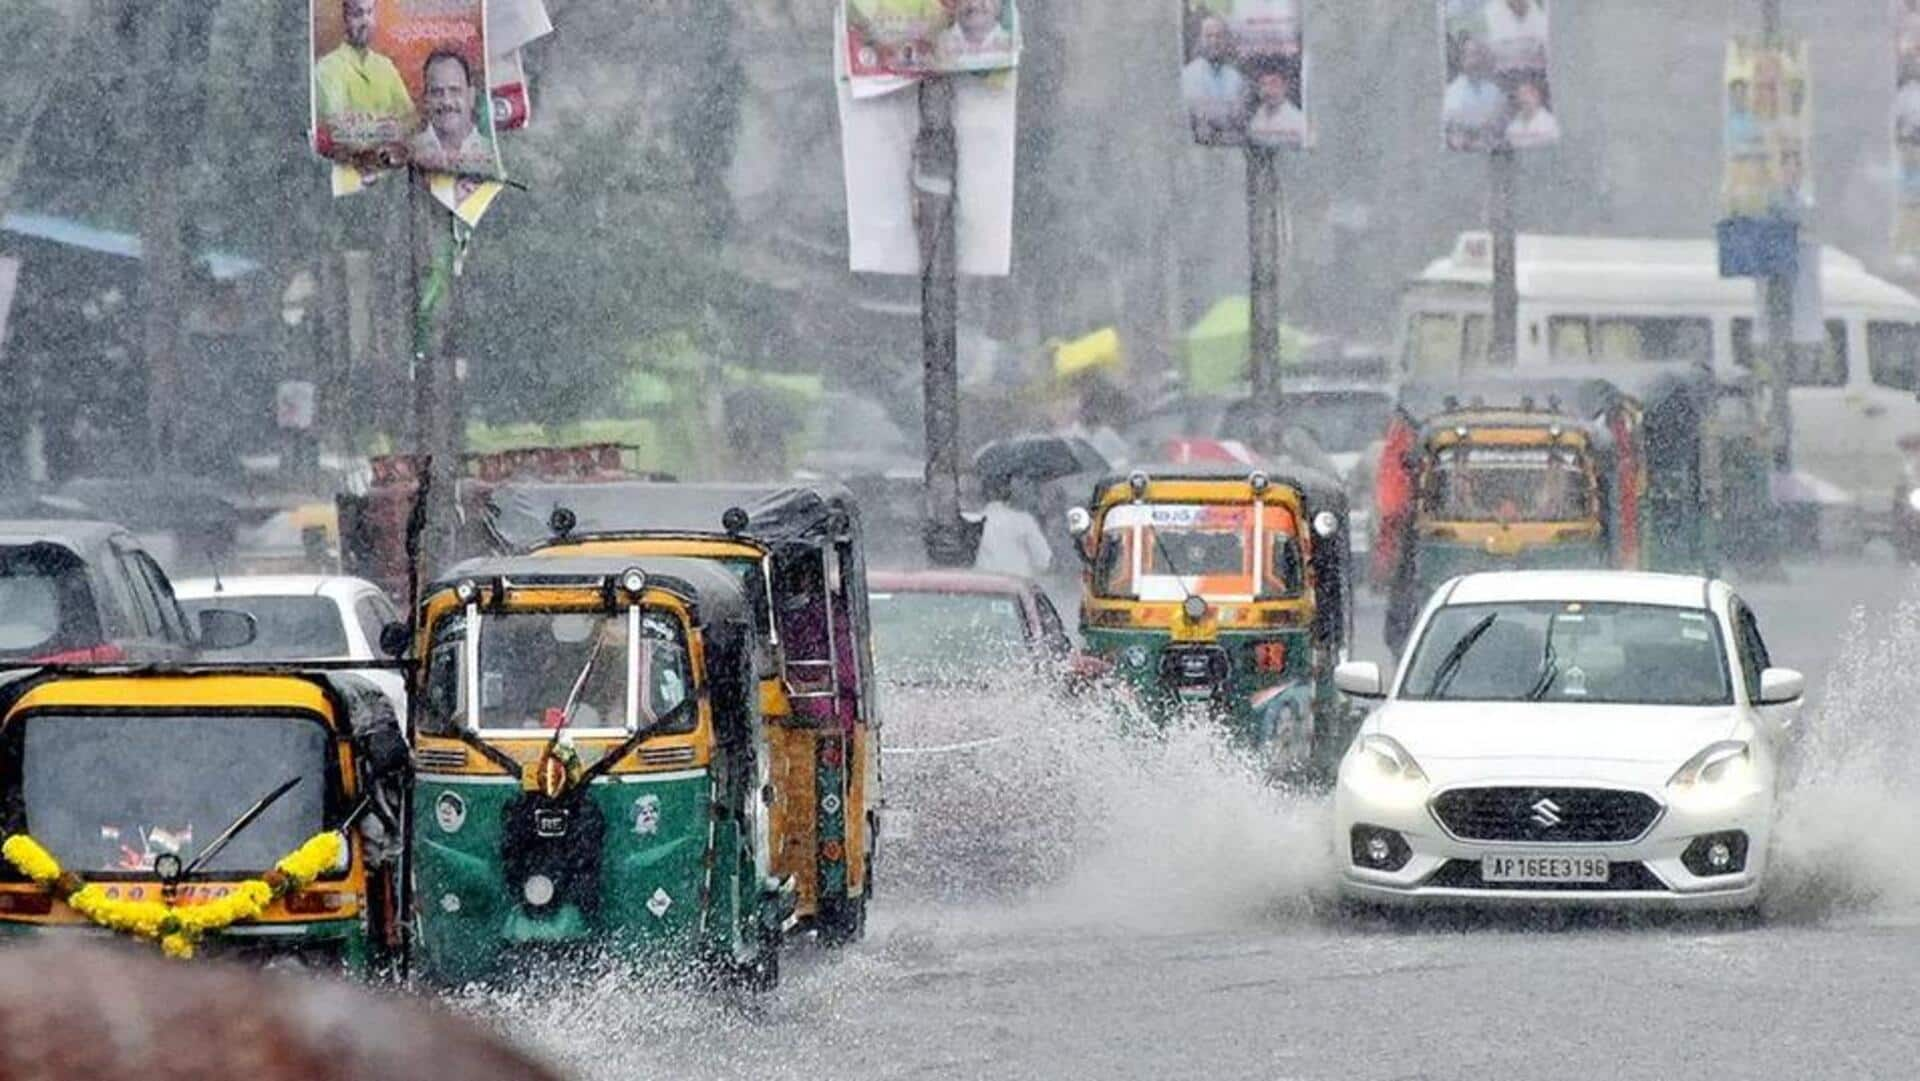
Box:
[174,575,408,721]
[1331,570,1801,911]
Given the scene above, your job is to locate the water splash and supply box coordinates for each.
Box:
[1765,596,1920,922]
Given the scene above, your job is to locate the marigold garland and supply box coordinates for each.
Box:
[1,831,345,959]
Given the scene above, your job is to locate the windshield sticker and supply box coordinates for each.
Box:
[1679,611,1708,621]
[1681,626,1710,641]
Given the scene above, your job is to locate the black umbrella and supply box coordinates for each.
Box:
[972,434,1110,484]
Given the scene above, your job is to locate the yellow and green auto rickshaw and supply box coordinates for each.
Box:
[1068,463,1358,773]
[408,555,784,987]
[483,481,880,945]
[0,667,408,970]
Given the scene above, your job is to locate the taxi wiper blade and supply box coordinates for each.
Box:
[1427,613,1499,698]
[1527,613,1561,701]
[184,775,302,877]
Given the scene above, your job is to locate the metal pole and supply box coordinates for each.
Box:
[1489,146,1519,367]
[1761,0,1795,471]
[915,76,966,566]
[1247,147,1282,423]
[408,173,460,583]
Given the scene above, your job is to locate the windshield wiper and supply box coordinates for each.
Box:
[1426,613,1499,699]
[1146,525,1203,608]
[553,629,612,737]
[183,775,303,877]
[1527,613,1561,701]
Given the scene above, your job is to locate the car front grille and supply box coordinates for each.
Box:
[1430,787,1662,844]
[1423,860,1668,892]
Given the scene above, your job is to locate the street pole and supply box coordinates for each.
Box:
[1488,146,1518,367]
[1761,0,1795,471]
[1246,146,1282,428]
[915,76,966,566]
[407,174,461,587]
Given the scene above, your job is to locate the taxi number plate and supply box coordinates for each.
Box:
[1480,854,1609,883]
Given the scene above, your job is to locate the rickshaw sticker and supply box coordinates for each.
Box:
[821,794,843,816]
[1125,646,1150,669]
[632,794,661,837]
[440,892,462,913]
[435,792,468,834]
[646,888,672,918]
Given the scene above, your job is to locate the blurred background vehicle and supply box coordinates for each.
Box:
[173,574,406,717]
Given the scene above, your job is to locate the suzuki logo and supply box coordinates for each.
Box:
[1529,797,1564,828]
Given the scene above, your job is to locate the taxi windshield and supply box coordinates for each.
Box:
[1094,503,1304,602]
[15,713,329,876]
[422,606,694,736]
[1422,443,1593,522]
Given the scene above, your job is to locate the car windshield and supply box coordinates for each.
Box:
[17,712,329,875]
[1402,601,1733,706]
[1421,444,1593,522]
[180,596,348,660]
[422,607,694,735]
[1224,392,1394,455]
[1095,503,1304,601]
[0,544,101,659]
[869,590,1027,683]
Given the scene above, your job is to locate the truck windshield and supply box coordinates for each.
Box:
[422,607,694,736]
[1421,444,1593,522]
[1094,503,1304,602]
[17,713,329,875]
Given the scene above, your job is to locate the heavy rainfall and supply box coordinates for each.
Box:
[0,0,1915,1077]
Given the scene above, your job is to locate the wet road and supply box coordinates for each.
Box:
[487,558,1920,1081]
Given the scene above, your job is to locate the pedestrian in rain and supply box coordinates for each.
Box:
[974,474,1053,579]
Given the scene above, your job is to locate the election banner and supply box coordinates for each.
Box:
[1722,37,1811,219]
[487,0,553,131]
[1439,0,1557,153]
[1896,1,1920,256]
[835,7,1016,276]
[1179,0,1310,149]
[844,0,1021,81]
[310,0,502,178]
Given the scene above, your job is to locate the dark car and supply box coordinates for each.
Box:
[867,569,1105,687]
[0,521,253,664]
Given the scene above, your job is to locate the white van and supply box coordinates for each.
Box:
[1396,232,1920,528]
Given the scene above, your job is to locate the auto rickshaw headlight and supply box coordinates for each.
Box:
[619,567,648,597]
[1249,471,1270,495]
[1906,488,1920,514]
[523,874,557,908]
[1128,471,1149,500]
[1066,507,1092,537]
[1182,595,1209,623]
[456,578,479,604]
[1312,510,1340,538]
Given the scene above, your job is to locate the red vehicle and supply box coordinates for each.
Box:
[866,570,1107,688]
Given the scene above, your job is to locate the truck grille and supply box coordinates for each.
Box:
[1430,787,1662,844]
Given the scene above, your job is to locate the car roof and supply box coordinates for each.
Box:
[868,569,1033,596]
[173,575,383,602]
[1442,570,1720,610]
[0,520,132,553]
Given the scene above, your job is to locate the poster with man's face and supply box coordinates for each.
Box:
[310,0,503,179]
[1179,0,1309,149]
[843,0,1021,80]
[1439,0,1557,153]
[1723,38,1811,219]
[1895,1,1920,255]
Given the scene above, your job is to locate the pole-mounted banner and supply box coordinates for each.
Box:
[1439,0,1558,153]
[1179,0,1310,149]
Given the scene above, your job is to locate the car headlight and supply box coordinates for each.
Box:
[1666,740,1757,812]
[1343,734,1430,808]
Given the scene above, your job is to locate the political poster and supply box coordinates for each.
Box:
[310,0,502,178]
[1179,0,1310,149]
[1895,1,1920,256]
[1439,0,1557,153]
[843,0,1021,82]
[835,7,1016,276]
[1722,38,1811,219]
[487,0,554,131]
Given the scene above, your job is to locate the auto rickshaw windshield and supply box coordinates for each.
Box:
[14,713,329,875]
[1421,444,1594,523]
[1095,503,1304,602]
[422,606,694,736]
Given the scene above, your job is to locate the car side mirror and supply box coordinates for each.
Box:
[378,621,412,660]
[196,608,257,651]
[1757,667,1804,705]
[1334,660,1386,699]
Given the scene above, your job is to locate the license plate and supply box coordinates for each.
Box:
[1480,853,1610,884]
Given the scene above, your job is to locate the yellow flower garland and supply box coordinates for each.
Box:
[1,831,345,959]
